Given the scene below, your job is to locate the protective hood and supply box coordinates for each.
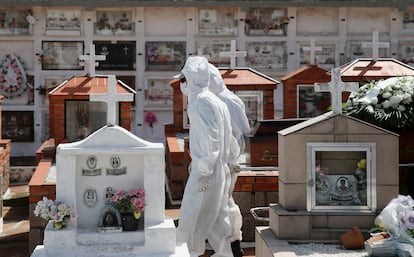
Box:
[208,63,226,95]
[181,56,210,102]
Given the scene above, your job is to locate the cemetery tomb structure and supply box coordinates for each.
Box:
[31,124,189,257]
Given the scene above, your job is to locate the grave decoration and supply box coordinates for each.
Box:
[34,197,77,230]
[344,76,414,131]
[365,195,414,256]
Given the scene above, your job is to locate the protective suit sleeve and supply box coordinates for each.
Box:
[190,103,221,177]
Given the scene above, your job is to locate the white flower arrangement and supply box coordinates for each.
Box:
[344,76,414,131]
[34,196,77,229]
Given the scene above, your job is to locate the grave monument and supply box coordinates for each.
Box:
[30,74,189,257]
[255,68,400,257]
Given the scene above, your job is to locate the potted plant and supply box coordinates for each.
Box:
[111,186,145,231]
[34,196,77,230]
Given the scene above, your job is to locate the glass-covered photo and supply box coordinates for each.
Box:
[297,85,331,118]
[307,142,376,212]
[65,100,107,142]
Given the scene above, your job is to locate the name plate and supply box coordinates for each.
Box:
[106,167,127,176]
[82,168,102,176]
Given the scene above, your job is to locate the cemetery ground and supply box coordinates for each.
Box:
[0,185,255,257]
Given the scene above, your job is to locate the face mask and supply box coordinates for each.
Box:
[180,81,188,96]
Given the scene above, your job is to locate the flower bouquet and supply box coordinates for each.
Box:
[34,196,76,229]
[344,76,414,131]
[144,111,157,128]
[367,195,414,256]
[111,187,145,219]
[111,187,145,231]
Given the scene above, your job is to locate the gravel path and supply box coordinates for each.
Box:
[292,243,369,257]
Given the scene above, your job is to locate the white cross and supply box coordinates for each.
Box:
[219,40,246,69]
[314,68,359,114]
[361,31,389,61]
[79,44,106,77]
[90,75,134,126]
[303,39,322,65]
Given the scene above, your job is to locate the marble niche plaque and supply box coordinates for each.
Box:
[197,8,238,36]
[195,41,231,67]
[246,41,286,69]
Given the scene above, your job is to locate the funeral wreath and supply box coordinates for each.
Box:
[344,76,414,131]
[34,196,77,229]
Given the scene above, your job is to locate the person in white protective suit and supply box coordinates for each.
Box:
[176,56,240,257]
[208,63,251,257]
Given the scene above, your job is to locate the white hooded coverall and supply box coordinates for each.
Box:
[208,63,251,242]
[177,56,240,257]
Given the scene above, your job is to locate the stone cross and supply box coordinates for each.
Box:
[219,40,246,69]
[90,75,134,126]
[79,44,106,77]
[303,39,322,65]
[361,31,389,61]
[314,68,359,114]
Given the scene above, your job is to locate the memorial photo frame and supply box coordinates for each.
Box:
[45,9,81,35]
[197,8,238,36]
[234,90,263,128]
[2,111,34,142]
[297,85,331,118]
[95,10,134,36]
[145,79,173,107]
[65,100,107,142]
[41,41,84,70]
[145,41,186,71]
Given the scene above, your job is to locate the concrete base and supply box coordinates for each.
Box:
[31,242,190,257]
[270,204,376,242]
[255,226,296,257]
[30,219,190,257]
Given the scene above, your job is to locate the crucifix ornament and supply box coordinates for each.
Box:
[303,39,322,65]
[79,44,106,77]
[314,68,358,114]
[219,40,246,69]
[361,31,390,61]
[90,75,134,126]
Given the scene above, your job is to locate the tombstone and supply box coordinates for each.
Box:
[255,70,400,257]
[30,75,189,257]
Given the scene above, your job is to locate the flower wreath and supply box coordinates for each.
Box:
[0,53,27,98]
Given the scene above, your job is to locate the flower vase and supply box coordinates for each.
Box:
[121,212,139,231]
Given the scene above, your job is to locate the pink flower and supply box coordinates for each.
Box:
[144,111,157,128]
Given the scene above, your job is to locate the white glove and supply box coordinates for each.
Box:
[198,175,211,192]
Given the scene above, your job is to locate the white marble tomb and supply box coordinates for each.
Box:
[31,124,189,257]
